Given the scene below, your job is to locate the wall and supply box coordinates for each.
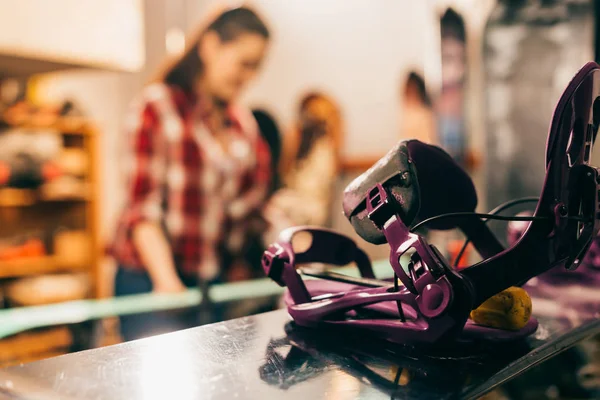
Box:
[187,0,433,158]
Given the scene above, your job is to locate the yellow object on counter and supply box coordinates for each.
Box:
[469,286,532,331]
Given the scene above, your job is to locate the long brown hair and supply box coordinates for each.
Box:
[403,71,432,107]
[154,6,270,94]
[281,92,343,175]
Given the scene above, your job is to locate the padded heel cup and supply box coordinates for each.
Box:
[406,140,478,229]
[342,141,420,244]
[343,140,478,244]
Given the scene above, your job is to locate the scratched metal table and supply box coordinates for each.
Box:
[0,304,598,400]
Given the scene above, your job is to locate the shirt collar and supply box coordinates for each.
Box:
[172,85,242,131]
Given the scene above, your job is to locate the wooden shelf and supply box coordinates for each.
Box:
[0,189,36,207]
[0,256,89,279]
[0,188,90,207]
[28,117,90,134]
[41,192,91,203]
[0,326,71,367]
[1,116,92,134]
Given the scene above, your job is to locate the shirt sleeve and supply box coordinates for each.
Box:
[120,99,166,235]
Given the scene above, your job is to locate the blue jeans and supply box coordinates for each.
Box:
[114,267,223,342]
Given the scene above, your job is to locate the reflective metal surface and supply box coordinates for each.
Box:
[0,303,597,400]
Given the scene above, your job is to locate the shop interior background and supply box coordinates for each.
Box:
[0,0,597,364]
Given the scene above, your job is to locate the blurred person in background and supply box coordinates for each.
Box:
[400,71,437,145]
[437,8,468,168]
[221,109,284,289]
[109,6,272,341]
[217,108,284,319]
[263,92,341,240]
[252,108,282,194]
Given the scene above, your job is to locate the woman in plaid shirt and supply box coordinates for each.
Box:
[110,7,272,341]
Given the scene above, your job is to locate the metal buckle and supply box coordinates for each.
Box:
[366,184,394,228]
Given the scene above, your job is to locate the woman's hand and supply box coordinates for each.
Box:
[226,260,252,282]
[263,191,291,221]
[153,278,187,294]
[265,189,297,212]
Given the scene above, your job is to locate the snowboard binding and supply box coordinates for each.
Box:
[262,62,600,345]
[508,211,600,317]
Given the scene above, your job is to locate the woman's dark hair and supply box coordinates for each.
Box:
[299,93,323,113]
[404,72,432,107]
[158,7,270,93]
[280,91,341,176]
[441,8,465,43]
[296,92,339,163]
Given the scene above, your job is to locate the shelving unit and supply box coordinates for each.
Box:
[0,254,97,279]
[0,0,143,366]
[0,116,101,367]
[0,117,100,288]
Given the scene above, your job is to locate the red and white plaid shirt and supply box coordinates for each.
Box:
[110,83,271,279]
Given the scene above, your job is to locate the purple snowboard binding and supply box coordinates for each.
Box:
[262,62,600,345]
[509,212,600,317]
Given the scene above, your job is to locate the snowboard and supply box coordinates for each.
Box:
[257,290,599,399]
